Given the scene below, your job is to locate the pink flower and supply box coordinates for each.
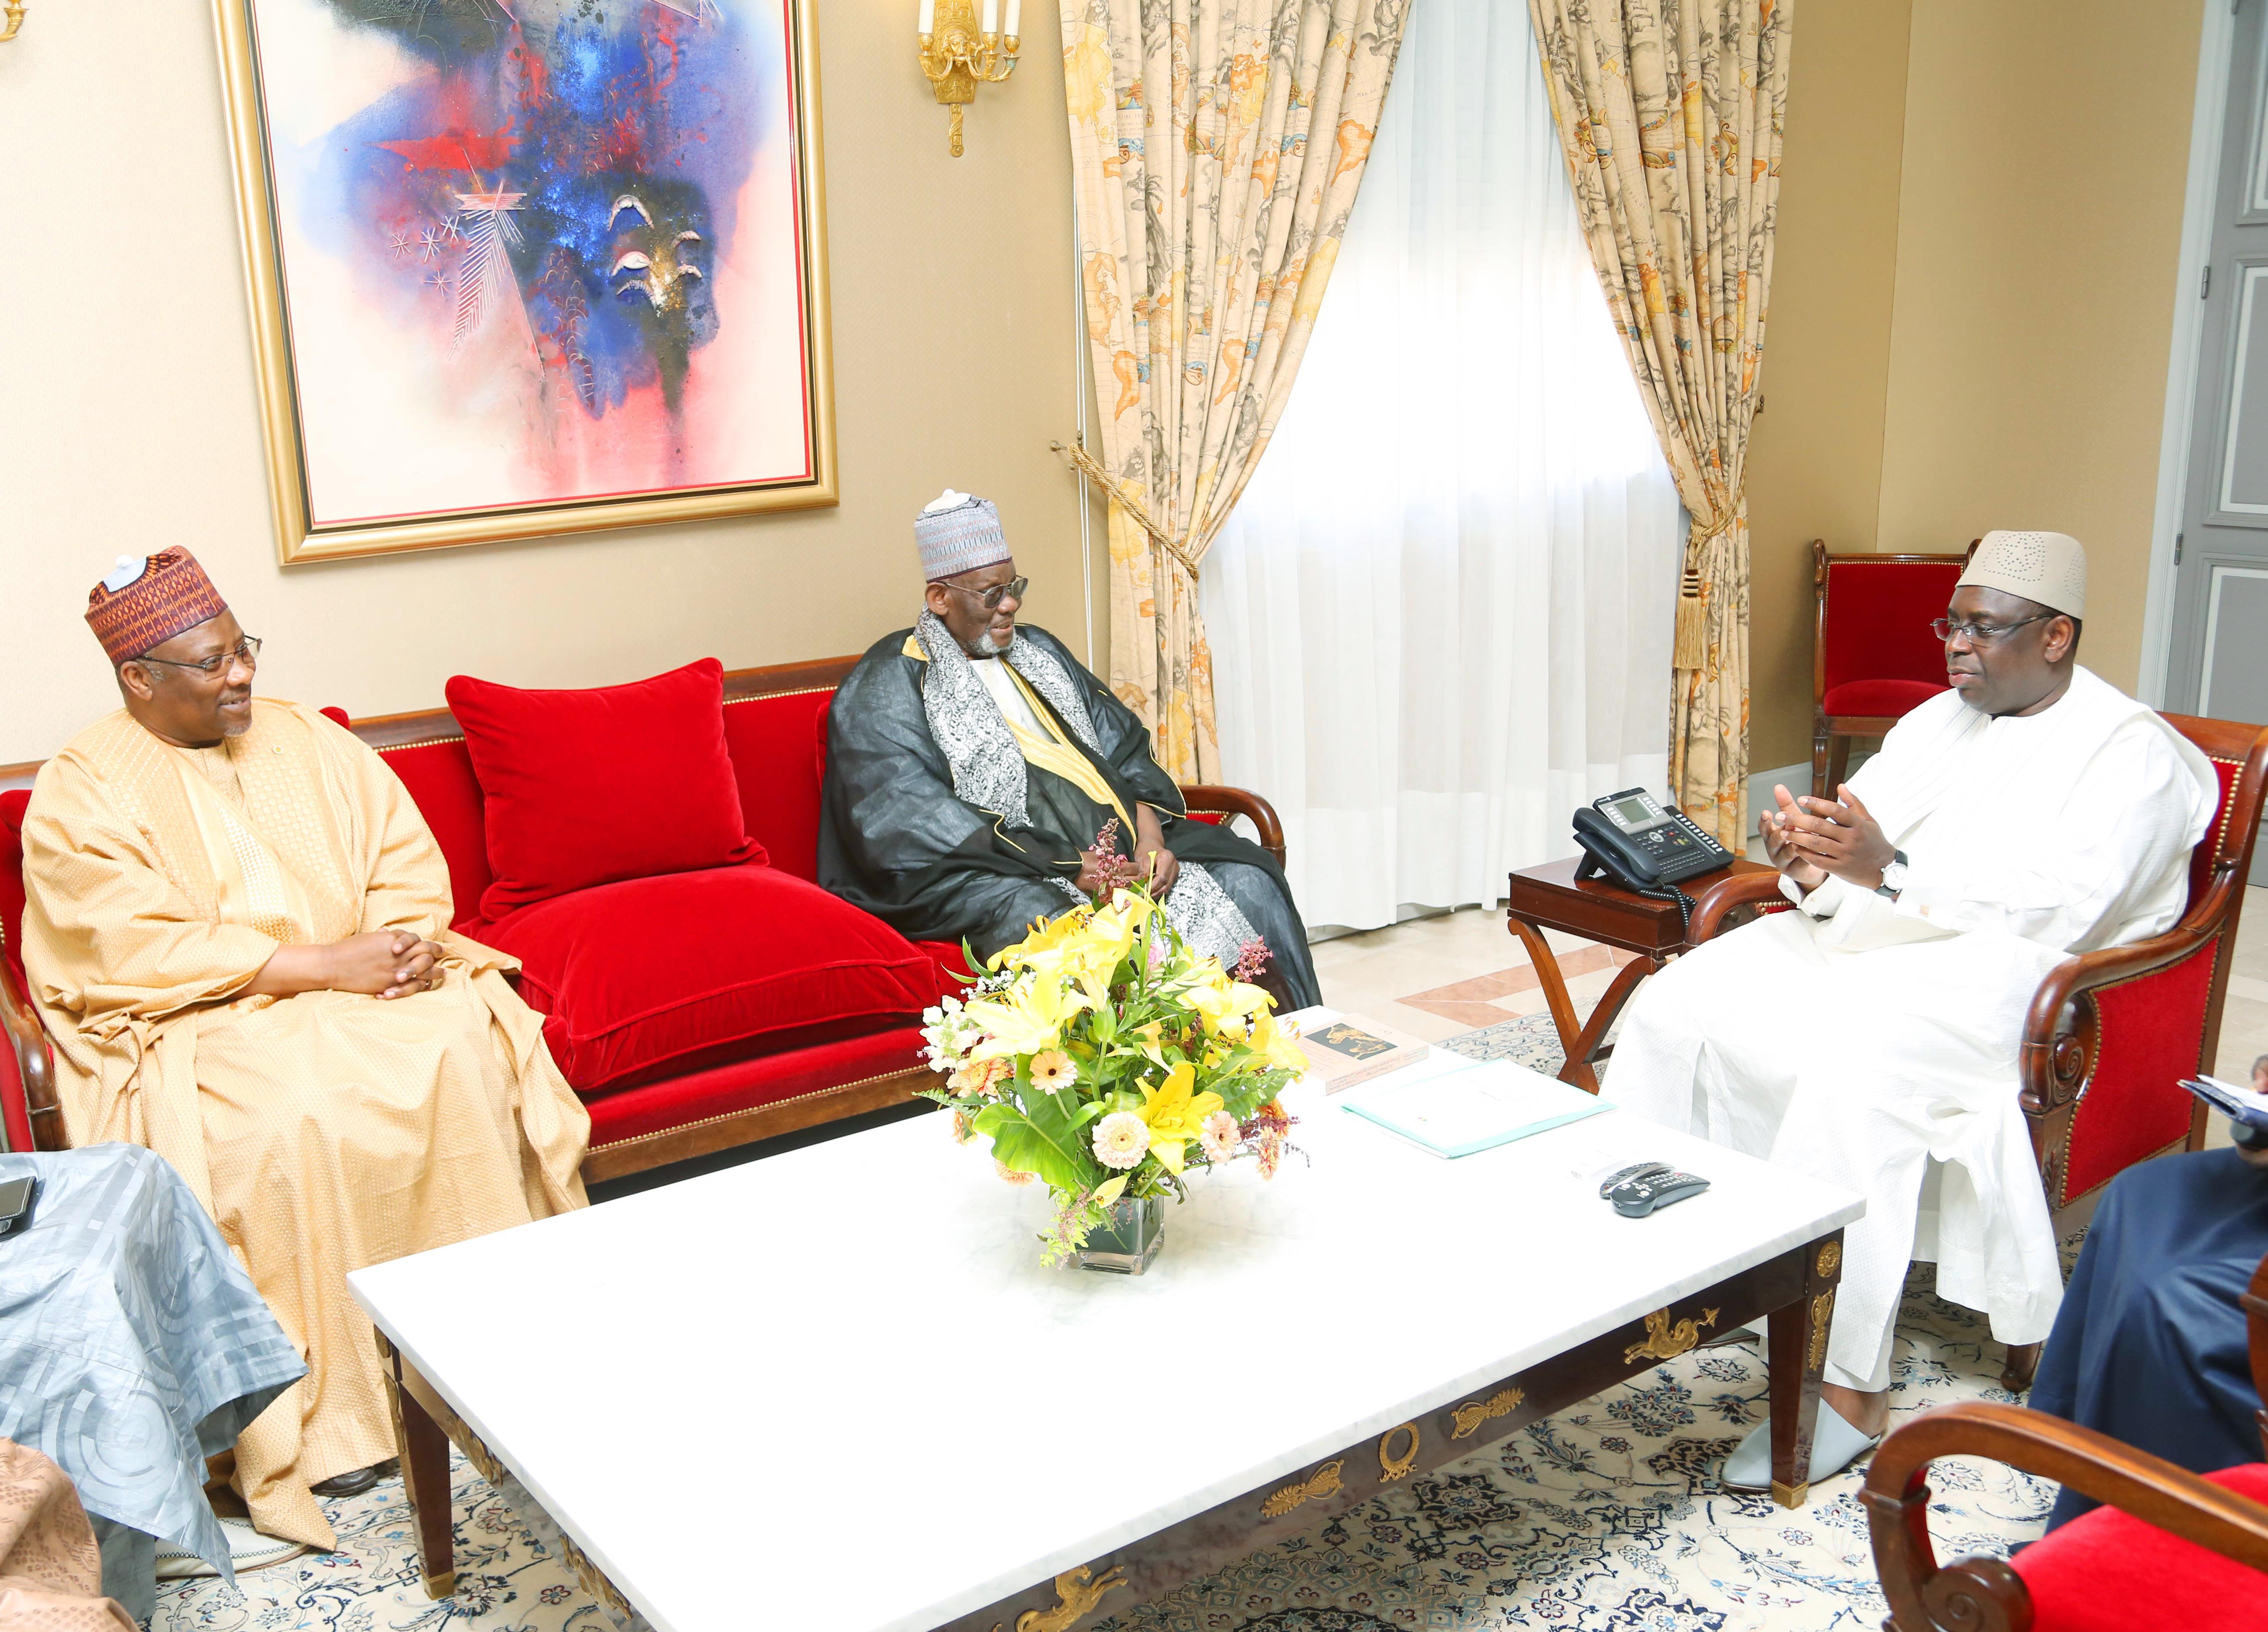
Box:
[995,1159,1035,1186]
[1198,1110,1241,1164]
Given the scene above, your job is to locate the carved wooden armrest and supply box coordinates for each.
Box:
[1176,785,1286,868]
[1863,1401,2268,1632]
[2015,916,2220,1119]
[1687,871,1788,943]
[0,960,61,1154]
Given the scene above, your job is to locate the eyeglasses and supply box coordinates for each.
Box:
[932,575,1029,612]
[1931,613,2053,645]
[135,637,262,676]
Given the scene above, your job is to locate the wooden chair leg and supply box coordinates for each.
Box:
[1826,734,1854,797]
[1811,718,1831,800]
[2001,1341,2040,1394]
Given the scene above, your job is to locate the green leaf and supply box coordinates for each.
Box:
[981,1096,1100,1193]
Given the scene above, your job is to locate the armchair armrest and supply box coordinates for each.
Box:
[1687,871,1789,943]
[0,959,61,1155]
[1862,1401,2268,1632]
[2016,912,2222,1121]
[1176,785,1286,868]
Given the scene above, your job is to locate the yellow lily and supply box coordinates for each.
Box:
[962,972,1097,1060]
[990,906,1093,973]
[1137,1060,1226,1173]
[1248,1011,1310,1073]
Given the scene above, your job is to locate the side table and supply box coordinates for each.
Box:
[1507,856,1778,1091]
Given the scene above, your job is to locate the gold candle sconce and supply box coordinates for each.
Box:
[2,0,26,42]
[918,0,1018,157]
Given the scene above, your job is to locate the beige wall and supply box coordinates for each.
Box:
[1742,0,1915,771]
[1746,0,2205,775]
[0,0,1091,767]
[1874,0,2203,695]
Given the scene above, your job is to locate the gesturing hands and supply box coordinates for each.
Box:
[1762,782,1897,892]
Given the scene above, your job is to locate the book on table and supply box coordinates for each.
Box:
[1339,1053,1609,1159]
[1294,1012,1431,1092]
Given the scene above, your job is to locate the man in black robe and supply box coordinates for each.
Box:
[2029,1079,2268,1530]
[819,491,1320,1009]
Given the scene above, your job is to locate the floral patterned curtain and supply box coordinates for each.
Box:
[1526,0,1790,847]
[1058,0,1411,780]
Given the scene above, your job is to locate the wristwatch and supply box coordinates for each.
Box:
[1875,850,1910,899]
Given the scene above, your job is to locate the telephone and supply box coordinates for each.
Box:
[1572,788,1735,893]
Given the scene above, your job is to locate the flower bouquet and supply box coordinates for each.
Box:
[919,855,1308,1271]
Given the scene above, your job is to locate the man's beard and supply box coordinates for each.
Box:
[971,629,1009,657]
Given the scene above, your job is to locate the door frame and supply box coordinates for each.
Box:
[2144,0,2244,708]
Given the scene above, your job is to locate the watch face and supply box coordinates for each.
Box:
[1882,862,1907,890]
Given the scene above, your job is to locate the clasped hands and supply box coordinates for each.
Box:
[1762,782,1897,896]
[248,929,447,1002]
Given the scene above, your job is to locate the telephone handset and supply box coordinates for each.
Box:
[1571,788,1735,893]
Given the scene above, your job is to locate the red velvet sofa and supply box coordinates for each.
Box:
[0,654,1283,1181]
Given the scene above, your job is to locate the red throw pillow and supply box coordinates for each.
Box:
[447,658,762,919]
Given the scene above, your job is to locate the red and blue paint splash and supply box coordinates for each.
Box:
[306,1,761,421]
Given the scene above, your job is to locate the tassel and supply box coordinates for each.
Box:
[1672,567,1707,671]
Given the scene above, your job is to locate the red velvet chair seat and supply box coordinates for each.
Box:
[2009,1462,2268,1628]
[478,861,946,1095]
[1821,678,1948,718]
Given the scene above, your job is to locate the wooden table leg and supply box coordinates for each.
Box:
[1509,917,1596,1090]
[1509,916,1663,1093]
[381,1338,457,1599]
[1765,1230,1845,1508]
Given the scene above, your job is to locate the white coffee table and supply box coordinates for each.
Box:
[351,1037,1862,1632]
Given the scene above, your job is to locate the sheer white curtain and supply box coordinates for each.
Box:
[1202,0,1680,933]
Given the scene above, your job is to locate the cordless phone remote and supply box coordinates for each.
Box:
[1605,1167,1711,1218]
[1597,1161,1674,1200]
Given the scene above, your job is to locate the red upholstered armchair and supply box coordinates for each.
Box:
[1862,1248,2268,1631]
[1690,713,2268,1390]
[1812,540,1975,798]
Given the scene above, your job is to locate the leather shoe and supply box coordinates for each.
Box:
[1718,1400,1881,1491]
[310,1458,398,1499]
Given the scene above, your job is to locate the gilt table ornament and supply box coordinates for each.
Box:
[920,828,1307,1271]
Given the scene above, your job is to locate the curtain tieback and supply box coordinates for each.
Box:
[1051,439,1204,582]
[1673,497,1743,671]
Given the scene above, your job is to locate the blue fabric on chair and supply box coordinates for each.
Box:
[0,1144,306,1616]
[2030,1146,2268,1531]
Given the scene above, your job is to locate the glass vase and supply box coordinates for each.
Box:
[1077,1194,1165,1275]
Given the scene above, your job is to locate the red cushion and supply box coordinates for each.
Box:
[584,1025,929,1152]
[479,861,945,1093]
[2011,1462,2268,1629]
[722,687,834,883]
[447,659,761,920]
[1821,678,1948,719]
[376,737,493,931]
[917,939,977,993]
[1821,558,1965,696]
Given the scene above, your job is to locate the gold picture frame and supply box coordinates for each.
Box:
[210,0,837,565]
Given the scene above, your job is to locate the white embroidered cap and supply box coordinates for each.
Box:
[1957,530,2087,620]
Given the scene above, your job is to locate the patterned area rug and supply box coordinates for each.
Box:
[150,1269,2048,1632]
[1439,1014,1568,1075]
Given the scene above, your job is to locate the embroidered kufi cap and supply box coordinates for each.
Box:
[1956,530,2087,620]
[85,549,231,663]
[915,490,1011,581]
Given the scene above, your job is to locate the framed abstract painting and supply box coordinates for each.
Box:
[212,0,835,563]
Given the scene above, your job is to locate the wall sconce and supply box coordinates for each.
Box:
[918,0,1018,157]
[1,0,25,42]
